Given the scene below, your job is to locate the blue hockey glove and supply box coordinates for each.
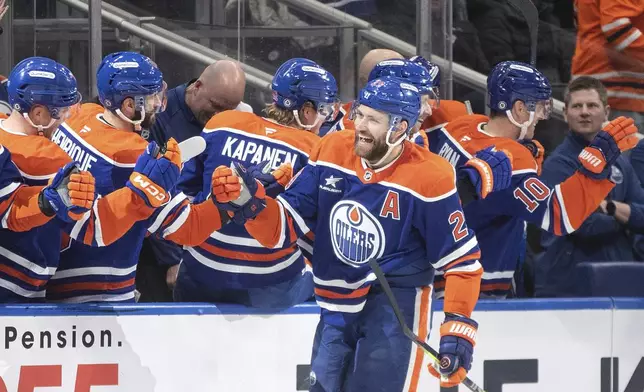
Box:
[126,138,181,208]
[428,313,478,388]
[458,146,512,199]
[247,160,294,198]
[40,161,96,222]
[211,161,267,225]
[578,116,638,180]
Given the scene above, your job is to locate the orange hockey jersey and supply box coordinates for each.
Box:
[0,116,155,302]
[49,104,222,302]
[572,0,644,112]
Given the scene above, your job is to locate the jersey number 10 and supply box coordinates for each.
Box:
[514,178,550,212]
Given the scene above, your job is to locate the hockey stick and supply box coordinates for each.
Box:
[151,136,207,163]
[367,259,486,392]
[507,0,539,66]
[178,136,207,163]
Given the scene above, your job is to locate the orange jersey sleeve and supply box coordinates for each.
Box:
[0,144,52,232]
[599,0,644,59]
[421,100,469,131]
[439,115,615,235]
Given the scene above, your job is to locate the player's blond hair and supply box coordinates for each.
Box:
[263,102,314,128]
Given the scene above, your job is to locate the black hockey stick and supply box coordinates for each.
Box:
[507,0,539,66]
[368,259,486,392]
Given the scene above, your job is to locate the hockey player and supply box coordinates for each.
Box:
[409,55,470,132]
[0,56,178,302]
[428,60,638,297]
[366,57,440,148]
[163,58,336,308]
[47,51,227,303]
[319,49,404,136]
[213,77,484,390]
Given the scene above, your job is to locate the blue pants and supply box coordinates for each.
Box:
[309,286,433,392]
[173,262,314,310]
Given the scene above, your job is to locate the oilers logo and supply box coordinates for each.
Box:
[329,200,385,267]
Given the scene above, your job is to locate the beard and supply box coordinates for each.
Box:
[354,131,389,163]
[140,112,157,130]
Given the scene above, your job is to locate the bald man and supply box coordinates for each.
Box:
[148,59,246,145]
[137,59,247,302]
[358,48,404,86]
[319,48,403,136]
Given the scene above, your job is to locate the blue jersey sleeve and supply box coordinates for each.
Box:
[412,169,482,316]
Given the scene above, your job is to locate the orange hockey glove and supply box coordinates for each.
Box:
[40,162,96,222]
[579,116,638,179]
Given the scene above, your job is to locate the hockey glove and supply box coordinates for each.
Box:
[519,139,545,175]
[247,160,293,198]
[578,116,638,180]
[428,313,478,388]
[211,162,267,225]
[126,138,182,208]
[40,161,96,222]
[458,146,512,199]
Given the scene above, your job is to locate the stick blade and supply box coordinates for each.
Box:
[507,0,538,65]
[178,136,207,163]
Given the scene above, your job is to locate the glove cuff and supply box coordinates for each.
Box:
[441,315,478,347]
[38,190,56,217]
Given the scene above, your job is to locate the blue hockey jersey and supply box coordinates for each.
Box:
[427,114,615,297]
[245,130,483,326]
[171,110,320,291]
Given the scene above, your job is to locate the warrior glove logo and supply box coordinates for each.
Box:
[329,200,385,267]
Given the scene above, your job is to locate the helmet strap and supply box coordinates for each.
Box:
[23,112,55,137]
[369,122,407,168]
[292,109,325,132]
[505,110,535,140]
[116,107,145,132]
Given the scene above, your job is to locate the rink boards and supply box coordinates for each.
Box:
[0,298,641,392]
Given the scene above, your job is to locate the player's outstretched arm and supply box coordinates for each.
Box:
[413,168,482,388]
[64,138,182,247]
[225,159,319,249]
[495,116,638,236]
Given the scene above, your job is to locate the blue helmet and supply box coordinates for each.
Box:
[368,58,438,96]
[409,55,441,89]
[487,61,552,114]
[96,51,163,112]
[356,76,421,131]
[7,57,81,119]
[271,58,338,111]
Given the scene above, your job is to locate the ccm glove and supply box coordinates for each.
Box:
[578,116,638,180]
[40,162,96,222]
[126,138,181,208]
[428,313,478,388]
